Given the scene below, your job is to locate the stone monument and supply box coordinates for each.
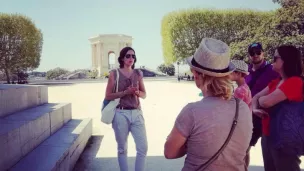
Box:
[89,34,133,77]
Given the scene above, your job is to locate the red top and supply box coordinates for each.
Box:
[262,76,303,136]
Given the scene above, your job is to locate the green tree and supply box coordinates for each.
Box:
[161,9,272,64]
[273,0,300,7]
[0,13,43,83]
[46,67,69,80]
[157,64,166,74]
[157,63,175,76]
[17,71,28,82]
[0,70,6,81]
[230,0,304,61]
[162,3,304,64]
[88,69,99,79]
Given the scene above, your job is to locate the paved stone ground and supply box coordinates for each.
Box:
[47,80,304,171]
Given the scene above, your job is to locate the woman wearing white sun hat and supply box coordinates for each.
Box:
[164,38,252,171]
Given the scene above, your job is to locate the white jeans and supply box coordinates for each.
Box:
[112,109,148,171]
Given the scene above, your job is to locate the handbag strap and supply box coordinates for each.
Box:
[115,69,119,93]
[197,98,240,171]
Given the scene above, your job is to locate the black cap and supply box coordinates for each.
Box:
[248,42,263,52]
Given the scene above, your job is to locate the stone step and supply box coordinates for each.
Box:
[0,85,48,118]
[0,103,72,171]
[10,118,93,171]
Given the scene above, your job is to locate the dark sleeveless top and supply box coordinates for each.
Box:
[112,69,142,109]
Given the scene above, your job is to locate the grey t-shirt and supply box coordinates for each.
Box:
[175,96,252,171]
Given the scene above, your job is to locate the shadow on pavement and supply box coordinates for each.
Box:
[73,135,274,171]
[73,135,104,171]
[74,155,267,171]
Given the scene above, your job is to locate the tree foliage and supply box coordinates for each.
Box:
[231,0,304,62]
[0,13,43,83]
[273,0,300,7]
[88,69,99,79]
[161,1,304,64]
[157,63,175,76]
[46,67,69,80]
[0,70,5,81]
[0,70,28,83]
[161,9,272,64]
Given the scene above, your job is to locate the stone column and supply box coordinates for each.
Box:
[91,44,94,68]
[99,42,104,76]
[91,44,97,68]
[94,42,100,76]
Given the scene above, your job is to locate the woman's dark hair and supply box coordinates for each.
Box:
[118,47,136,69]
[277,45,303,78]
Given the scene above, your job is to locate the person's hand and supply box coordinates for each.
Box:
[129,86,140,96]
[253,109,268,118]
[124,87,137,95]
[135,90,140,96]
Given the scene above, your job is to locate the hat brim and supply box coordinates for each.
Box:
[186,56,236,77]
[235,69,250,76]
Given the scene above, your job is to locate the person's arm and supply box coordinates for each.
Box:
[164,105,193,159]
[251,87,269,118]
[234,87,246,101]
[252,87,269,110]
[259,77,303,108]
[135,70,146,99]
[258,89,287,108]
[164,127,187,159]
[105,71,132,100]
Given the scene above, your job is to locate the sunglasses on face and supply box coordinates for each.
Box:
[125,54,136,59]
[249,51,261,57]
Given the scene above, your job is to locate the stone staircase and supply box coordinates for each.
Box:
[0,84,92,171]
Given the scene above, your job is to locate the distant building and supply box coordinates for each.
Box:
[29,71,46,77]
[137,66,167,77]
[89,34,133,77]
[56,70,89,80]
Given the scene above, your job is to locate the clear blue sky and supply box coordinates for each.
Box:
[0,0,279,72]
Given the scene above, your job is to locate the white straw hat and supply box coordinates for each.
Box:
[186,38,235,77]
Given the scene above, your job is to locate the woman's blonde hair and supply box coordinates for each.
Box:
[197,72,233,100]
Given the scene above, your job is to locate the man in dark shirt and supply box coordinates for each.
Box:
[245,42,279,165]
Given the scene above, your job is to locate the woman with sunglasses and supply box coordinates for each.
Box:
[252,45,303,171]
[105,47,147,171]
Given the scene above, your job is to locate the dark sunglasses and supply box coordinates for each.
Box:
[125,54,136,59]
[249,50,261,57]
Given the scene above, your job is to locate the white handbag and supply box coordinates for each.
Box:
[101,69,120,124]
